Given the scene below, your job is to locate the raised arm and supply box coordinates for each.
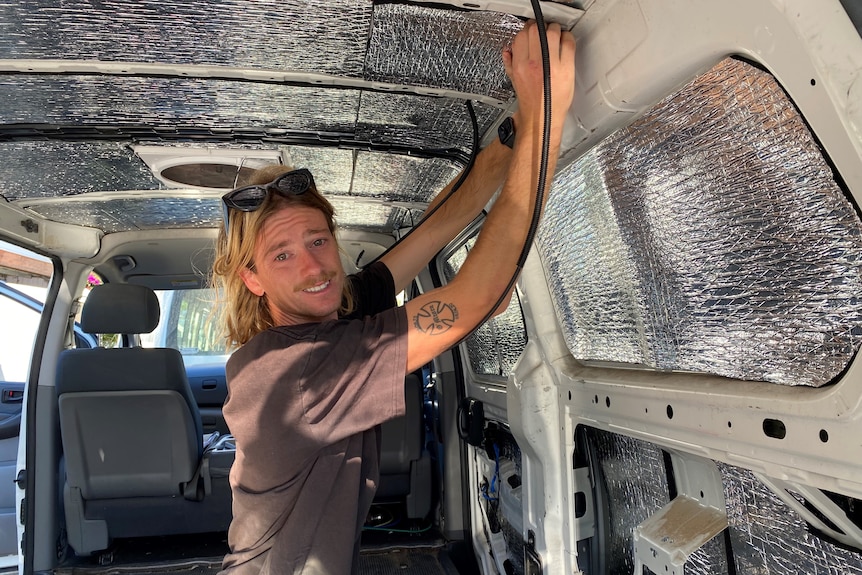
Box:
[380,137,512,293]
[402,21,576,373]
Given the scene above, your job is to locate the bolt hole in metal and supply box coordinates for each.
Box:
[762,418,787,439]
[666,405,674,419]
[820,429,829,442]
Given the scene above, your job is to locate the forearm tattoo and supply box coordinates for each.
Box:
[413,301,459,335]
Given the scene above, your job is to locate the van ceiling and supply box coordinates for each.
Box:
[0,1,581,234]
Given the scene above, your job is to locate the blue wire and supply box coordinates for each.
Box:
[491,443,501,495]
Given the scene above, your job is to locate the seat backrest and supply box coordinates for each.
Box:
[57,284,202,499]
[380,372,423,474]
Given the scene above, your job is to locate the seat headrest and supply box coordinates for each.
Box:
[81,284,160,335]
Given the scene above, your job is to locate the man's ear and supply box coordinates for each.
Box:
[239,267,265,297]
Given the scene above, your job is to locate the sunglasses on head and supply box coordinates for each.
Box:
[221,168,315,233]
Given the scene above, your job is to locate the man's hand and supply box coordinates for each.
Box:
[503,21,576,141]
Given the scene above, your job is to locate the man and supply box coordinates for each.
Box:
[212,20,575,575]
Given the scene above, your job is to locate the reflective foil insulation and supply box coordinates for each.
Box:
[444,236,527,377]
[585,428,862,574]
[10,142,446,232]
[0,1,521,231]
[538,58,862,387]
[718,463,862,575]
[586,428,670,575]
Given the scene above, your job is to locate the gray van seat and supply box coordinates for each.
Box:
[56,284,232,555]
[377,372,432,519]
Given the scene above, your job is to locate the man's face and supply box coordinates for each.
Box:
[239,204,345,326]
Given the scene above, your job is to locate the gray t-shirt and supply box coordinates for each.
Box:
[220,263,408,574]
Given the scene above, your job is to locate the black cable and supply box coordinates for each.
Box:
[457,0,553,343]
[364,100,480,267]
[517,0,553,268]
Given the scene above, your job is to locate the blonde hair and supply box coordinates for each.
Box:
[211,164,354,348]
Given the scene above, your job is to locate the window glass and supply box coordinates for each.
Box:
[0,240,53,383]
[141,288,231,367]
[443,235,527,378]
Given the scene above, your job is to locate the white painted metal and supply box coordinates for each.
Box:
[497,2,862,572]
[757,473,862,551]
[0,202,100,259]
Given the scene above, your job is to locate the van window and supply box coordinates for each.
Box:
[537,57,862,387]
[0,287,40,383]
[141,288,230,366]
[0,242,53,383]
[444,235,527,378]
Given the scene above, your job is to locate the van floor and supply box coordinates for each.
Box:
[54,530,465,575]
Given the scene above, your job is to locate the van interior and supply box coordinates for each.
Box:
[0,0,861,574]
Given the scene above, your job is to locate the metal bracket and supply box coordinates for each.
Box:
[633,496,728,575]
[756,473,862,551]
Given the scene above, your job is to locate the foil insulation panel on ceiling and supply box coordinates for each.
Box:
[0,140,463,199]
[0,76,362,132]
[365,3,521,101]
[23,197,221,233]
[288,147,463,203]
[329,198,423,234]
[356,92,500,152]
[286,147,356,198]
[0,2,519,103]
[717,463,862,574]
[0,141,162,198]
[21,195,424,234]
[0,76,492,154]
[0,0,372,76]
[350,152,462,203]
[538,58,862,387]
[11,141,453,232]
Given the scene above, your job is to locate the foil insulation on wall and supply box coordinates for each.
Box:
[587,427,670,575]
[717,463,862,575]
[683,535,729,575]
[538,58,862,387]
[444,236,527,377]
